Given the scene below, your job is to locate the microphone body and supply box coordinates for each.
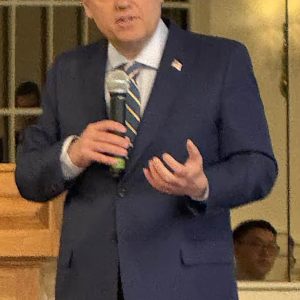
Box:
[106,70,129,177]
[110,92,126,126]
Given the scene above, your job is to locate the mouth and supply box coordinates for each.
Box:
[116,16,139,26]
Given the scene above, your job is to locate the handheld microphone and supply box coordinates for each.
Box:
[106,70,129,177]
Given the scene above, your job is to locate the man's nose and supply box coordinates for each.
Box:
[115,0,131,10]
[261,246,275,257]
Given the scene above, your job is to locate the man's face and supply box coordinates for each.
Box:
[234,228,279,280]
[82,0,163,55]
[16,93,39,108]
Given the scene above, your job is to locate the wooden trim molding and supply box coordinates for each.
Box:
[238,281,300,291]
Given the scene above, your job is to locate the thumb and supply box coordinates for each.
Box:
[186,139,202,163]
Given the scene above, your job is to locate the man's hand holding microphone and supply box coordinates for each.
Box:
[68,69,131,176]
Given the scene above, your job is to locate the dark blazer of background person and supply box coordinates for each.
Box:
[15,20,277,300]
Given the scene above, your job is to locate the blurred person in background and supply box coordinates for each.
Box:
[15,81,40,145]
[15,81,40,108]
[233,219,279,281]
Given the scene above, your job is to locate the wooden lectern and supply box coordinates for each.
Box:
[0,164,63,299]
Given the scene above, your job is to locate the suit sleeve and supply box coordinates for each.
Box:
[15,58,70,202]
[189,43,277,214]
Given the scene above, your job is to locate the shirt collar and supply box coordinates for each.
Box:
[107,19,168,71]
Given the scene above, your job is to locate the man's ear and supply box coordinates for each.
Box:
[82,1,93,19]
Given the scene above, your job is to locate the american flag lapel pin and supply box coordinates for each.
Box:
[171,59,183,71]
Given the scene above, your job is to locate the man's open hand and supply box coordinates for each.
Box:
[143,139,208,199]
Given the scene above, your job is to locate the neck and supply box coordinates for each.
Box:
[112,39,149,60]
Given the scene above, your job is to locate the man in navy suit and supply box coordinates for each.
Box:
[15,0,277,299]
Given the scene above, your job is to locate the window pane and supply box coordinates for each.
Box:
[0,116,8,163]
[289,0,300,282]
[15,7,45,92]
[162,8,189,30]
[54,6,81,57]
[205,0,288,281]
[0,7,8,108]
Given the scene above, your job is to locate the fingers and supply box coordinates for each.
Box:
[93,131,131,149]
[84,120,130,148]
[92,120,127,134]
[90,141,128,157]
[150,157,178,183]
[160,140,202,175]
[87,150,119,166]
[80,128,130,157]
[143,157,185,195]
[143,167,174,195]
[162,153,186,176]
[186,139,203,165]
[143,166,158,190]
[68,120,130,168]
[143,140,207,197]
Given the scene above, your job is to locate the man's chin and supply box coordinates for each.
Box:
[115,34,147,45]
[254,268,271,279]
[112,35,150,57]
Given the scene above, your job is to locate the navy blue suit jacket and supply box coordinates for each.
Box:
[16,21,277,300]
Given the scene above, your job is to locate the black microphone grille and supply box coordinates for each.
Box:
[106,70,129,94]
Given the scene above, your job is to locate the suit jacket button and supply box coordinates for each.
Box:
[118,187,127,198]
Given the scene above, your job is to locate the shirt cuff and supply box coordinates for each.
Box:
[190,185,209,202]
[60,135,85,180]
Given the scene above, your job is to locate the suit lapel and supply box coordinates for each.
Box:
[80,40,108,125]
[124,23,188,177]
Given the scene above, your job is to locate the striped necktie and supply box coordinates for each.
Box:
[124,62,142,144]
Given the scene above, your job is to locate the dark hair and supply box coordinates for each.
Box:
[15,81,40,100]
[233,220,277,242]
